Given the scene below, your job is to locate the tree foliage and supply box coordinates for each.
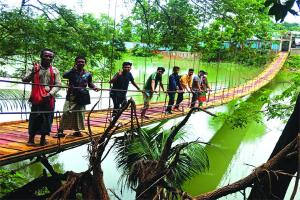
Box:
[0,169,27,197]
[197,0,275,62]
[0,1,124,81]
[129,0,277,66]
[131,0,199,51]
[264,0,300,22]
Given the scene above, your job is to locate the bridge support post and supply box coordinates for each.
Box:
[221,88,225,104]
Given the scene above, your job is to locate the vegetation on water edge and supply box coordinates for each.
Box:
[215,54,300,129]
[284,54,300,69]
[0,169,26,197]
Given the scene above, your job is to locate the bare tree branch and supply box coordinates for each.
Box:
[157,107,197,170]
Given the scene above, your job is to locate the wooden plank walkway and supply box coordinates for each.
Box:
[0,52,288,166]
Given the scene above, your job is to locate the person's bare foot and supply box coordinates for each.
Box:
[40,135,48,146]
[73,131,83,137]
[172,107,183,112]
[53,132,65,138]
[141,115,150,119]
[27,141,35,146]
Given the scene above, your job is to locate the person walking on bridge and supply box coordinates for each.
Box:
[165,66,181,114]
[191,70,204,108]
[175,68,194,111]
[109,62,141,118]
[141,67,165,119]
[199,72,211,107]
[22,48,61,146]
[54,55,99,138]
[191,70,211,108]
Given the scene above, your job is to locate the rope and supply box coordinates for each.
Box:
[106,0,118,124]
[162,52,173,114]
[55,111,62,151]
[21,55,28,121]
[213,51,221,105]
[0,77,227,87]
[0,79,158,93]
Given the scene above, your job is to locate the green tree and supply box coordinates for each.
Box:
[118,16,140,42]
[204,0,272,47]
[0,2,123,81]
[131,0,200,51]
[157,0,198,50]
[0,169,27,197]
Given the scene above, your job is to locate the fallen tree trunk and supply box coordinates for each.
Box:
[193,138,297,200]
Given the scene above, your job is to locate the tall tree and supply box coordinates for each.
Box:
[0,1,122,80]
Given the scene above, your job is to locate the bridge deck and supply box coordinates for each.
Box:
[0,52,288,166]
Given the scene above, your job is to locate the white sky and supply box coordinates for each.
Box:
[3,0,300,23]
[283,3,300,23]
[3,0,134,21]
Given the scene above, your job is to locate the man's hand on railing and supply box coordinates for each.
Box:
[94,87,100,92]
[139,89,145,94]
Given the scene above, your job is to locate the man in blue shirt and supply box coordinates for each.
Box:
[165,66,181,114]
[110,62,140,117]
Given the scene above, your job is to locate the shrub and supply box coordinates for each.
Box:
[0,169,26,197]
[112,39,126,52]
[131,44,154,57]
[284,54,300,69]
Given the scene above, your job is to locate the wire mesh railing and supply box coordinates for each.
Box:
[0,74,269,118]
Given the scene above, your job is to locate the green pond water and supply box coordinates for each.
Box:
[2,55,297,199]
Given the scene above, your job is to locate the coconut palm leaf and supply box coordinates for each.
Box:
[114,121,169,189]
[166,142,209,188]
[142,119,169,135]
[0,89,30,112]
[114,119,209,191]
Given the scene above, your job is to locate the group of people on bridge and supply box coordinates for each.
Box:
[110,63,210,119]
[22,48,210,146]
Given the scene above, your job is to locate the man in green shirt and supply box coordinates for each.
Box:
[141,67,165,119]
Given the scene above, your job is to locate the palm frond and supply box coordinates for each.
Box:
[114,122,168,189]
[142,119,168,134]
[166,142,209,188]
[114,119,209,191]
[0,89,30,112]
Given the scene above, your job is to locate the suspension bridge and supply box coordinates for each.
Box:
[0,52,288,166]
